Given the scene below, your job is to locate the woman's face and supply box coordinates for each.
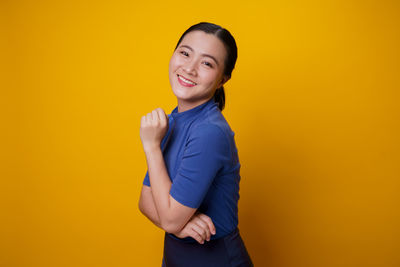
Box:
[169,30,229,110]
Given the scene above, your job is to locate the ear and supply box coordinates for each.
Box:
[217,75,231,88]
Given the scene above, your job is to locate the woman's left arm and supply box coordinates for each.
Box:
[140,108,197,233]
[139,185,216,243]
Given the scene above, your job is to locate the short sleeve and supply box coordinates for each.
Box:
[169,124,229,209]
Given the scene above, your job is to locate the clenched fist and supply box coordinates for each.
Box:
[140,108,169,153]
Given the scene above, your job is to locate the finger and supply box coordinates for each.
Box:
[156,108,167,126]
[198,213,216,234]
[146,113,152,123]
[193,216,211,241]
[188,227,204,244]
[190,223,206,244]
[198,213,216,235]
[151,110,159,123]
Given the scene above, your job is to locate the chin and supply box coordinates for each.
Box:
[174,93,196,102]
[171,83,194,98]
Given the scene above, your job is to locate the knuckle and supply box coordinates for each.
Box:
[200,213,209,219]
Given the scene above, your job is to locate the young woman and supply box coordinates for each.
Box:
[138,22,253,267]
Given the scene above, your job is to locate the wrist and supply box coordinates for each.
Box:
[143,144,162,155]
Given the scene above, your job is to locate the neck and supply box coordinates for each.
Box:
[177,97,213,113]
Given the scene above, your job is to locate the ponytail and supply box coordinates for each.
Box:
[213,86,225,111]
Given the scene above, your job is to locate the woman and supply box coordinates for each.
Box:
[138,22,253,267]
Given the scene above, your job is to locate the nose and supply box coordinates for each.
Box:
[183,60,197,76]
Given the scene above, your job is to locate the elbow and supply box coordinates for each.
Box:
[160,218,184,234]
[161,223,181,234]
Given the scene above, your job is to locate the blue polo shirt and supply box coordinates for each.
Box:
[143,97,241,242]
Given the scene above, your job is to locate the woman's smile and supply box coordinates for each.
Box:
[177,74,197,87]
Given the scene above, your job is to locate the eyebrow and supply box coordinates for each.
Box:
[178,45,220,66]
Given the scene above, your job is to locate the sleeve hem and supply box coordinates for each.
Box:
[170,191,198,209]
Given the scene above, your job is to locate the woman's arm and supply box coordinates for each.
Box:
[144,146,197,233]
[138,185,161,228]
[140,108,198,233]
[139,184,216,244]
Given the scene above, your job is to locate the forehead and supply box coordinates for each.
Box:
[178,31,226,62]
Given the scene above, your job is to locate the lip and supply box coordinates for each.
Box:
[177,74,197,87]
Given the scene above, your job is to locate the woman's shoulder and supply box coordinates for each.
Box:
[185,122,232,157]
[190,110,234,141]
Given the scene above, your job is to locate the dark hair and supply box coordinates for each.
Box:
[173,22,238,111]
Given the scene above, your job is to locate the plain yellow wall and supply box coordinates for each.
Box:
[1,0,399,266]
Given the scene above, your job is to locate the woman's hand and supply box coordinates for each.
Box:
[140,108,168,153]
[173,211,216,244]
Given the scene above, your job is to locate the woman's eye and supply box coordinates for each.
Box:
[180,51,189,56]
[203,61,213,68]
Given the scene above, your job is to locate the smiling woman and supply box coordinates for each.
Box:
[169,30,230,112]
[138,22,253,267]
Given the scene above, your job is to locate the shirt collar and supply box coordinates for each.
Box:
[170,97,217,123]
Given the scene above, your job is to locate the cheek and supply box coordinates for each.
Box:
[168,56,177,72]
[169,54,182,69]
[168,58,175,71]
[201,71,220,85]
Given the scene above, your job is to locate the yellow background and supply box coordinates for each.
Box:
[1,0,399,266]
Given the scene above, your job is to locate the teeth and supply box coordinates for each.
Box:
[178,75,196,85]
